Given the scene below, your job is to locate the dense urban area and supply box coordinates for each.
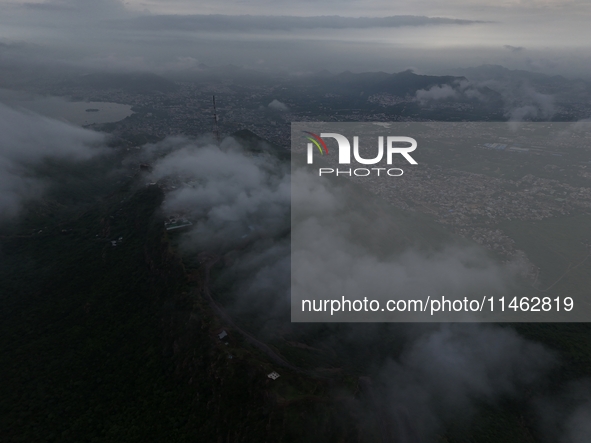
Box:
[32,68,591,286]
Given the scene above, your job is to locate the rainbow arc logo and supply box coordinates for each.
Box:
[303,131,329,155]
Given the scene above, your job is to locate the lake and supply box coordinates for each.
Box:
[0,89,134,126]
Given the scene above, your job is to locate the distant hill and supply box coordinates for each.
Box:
[314,69,466,96]
[453,64,567,83]
[70,72,179,94]
[452,64,590,95]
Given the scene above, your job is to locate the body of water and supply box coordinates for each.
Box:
[0,89,134,126]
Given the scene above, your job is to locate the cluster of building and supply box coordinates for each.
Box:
[327,157,591,269]
[367,93,414,106]
[164,217,193,231]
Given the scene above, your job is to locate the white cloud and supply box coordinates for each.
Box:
[0,103,105,219]
[268,99,288,111]
[416,84,459,102]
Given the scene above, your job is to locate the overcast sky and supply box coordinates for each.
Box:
[1,0,591,76]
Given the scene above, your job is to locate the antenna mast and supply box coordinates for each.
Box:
[212,95,220,143]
